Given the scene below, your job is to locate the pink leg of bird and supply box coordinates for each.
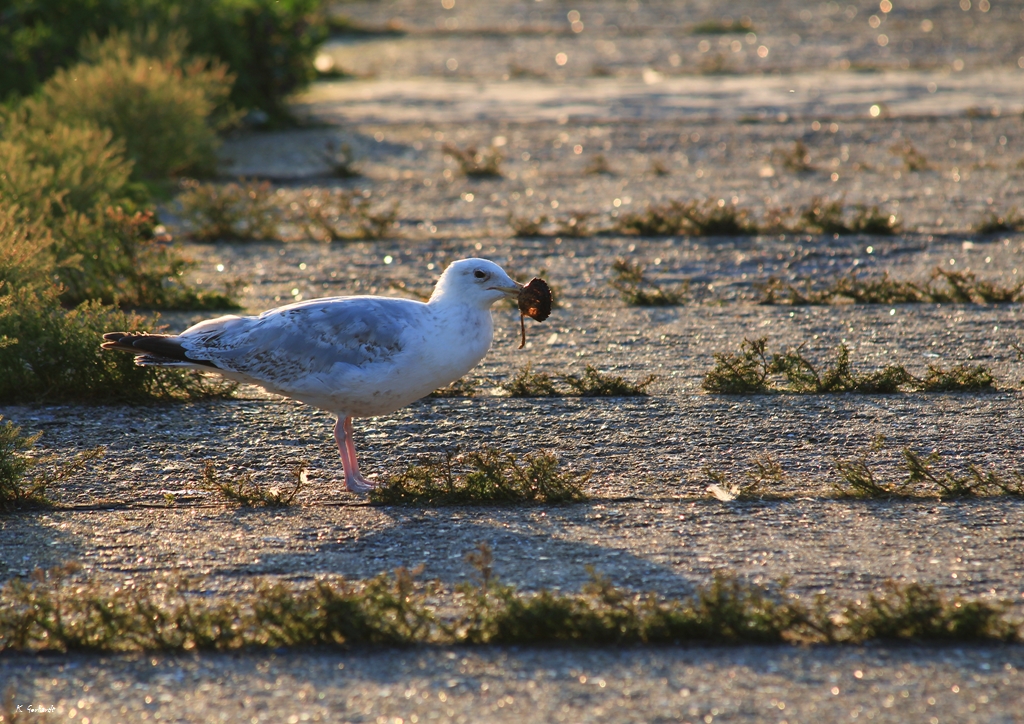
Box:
[334,415,375,492]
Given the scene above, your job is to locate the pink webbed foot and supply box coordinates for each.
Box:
[334,415,377,493]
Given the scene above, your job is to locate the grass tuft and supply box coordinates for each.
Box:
[508,213,549,237]
[776,141,814,172]
[369,449,590,505]
[692,18,755,34]
[609,258,687,306]
[703,337,996,395]
[320,141,361,178]
[500,364,560,397]
[617,199,757,237]
[890,141,930,171]
[796,197,899,235]
[502,364,654,398]
[0,416,103,511]
[584,154,614,175]
[833,438,1024,499]
[298,189,399,241]
[201,461,305,507]
[563,365,655,397]
[975,208,1024,234]
[178,179,280,241]
[443,143,502,178]
[429,378,478,398]
[705,454,788,501]
[758,268,1024,306]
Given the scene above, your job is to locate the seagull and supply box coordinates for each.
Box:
[102,258,524,492]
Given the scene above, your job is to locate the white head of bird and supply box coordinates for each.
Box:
[429,258,523,307]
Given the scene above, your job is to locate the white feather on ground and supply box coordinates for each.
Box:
[102,258,524,492]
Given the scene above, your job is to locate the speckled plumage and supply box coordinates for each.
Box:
[102,258,524,492]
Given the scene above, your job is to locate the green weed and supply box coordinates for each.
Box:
[370,449,590,505]
[443,143,502,178]
[703,337,994,395]
[890,141,930,171]
[320,140,361,178]
[609,258,687,306]
[832,436,908,499]
[796,197,899,235]
[701,337,774,394]
[429,378,478,398]
[502,364,654,398]
[299,189,399,241]
[201,461,305,507]
[705,454,788,501]
[508,213,549,237]
[776,141,814,172]
[0,416,103,512]
[759,268,1024,306]
[918,362,994,392]
[839,581,1016,642]
[617,199,757,237]
[554,212,593,238]
[500,364,560,397]
[833,438,1023,499]
[648,158,670,176]
[851,205,901,235]
[563,365,655,397]
[975,208,1024,234]
[692,18,755,34]
[0,555,1016,652]
[584,154,614,175]
[178,178,280,241]
[797,196,848,234]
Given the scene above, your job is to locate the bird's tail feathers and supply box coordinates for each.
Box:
[101,332,219,368]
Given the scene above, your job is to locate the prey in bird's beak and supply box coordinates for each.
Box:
[514,278,553,349]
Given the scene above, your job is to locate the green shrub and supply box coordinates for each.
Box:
[0,0,327,123]
[34,32,236,179]
[0,111,143,218]
[0,285,235,403]
[1,109,234,308]
[0,207,53,292]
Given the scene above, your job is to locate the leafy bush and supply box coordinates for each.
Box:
[34,32,236,179]
[0,0,327,122]
[0,285,235,404]
[0,111,143,219]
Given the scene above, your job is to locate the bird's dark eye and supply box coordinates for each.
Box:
[474,270,487,279]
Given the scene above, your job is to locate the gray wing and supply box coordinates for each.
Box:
[179,296,426,384]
